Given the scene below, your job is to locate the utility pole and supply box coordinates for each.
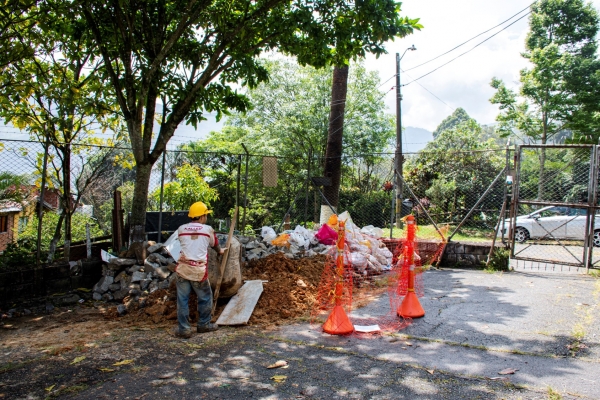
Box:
[395,45,416,229]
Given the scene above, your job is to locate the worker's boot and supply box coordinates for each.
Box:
[172,327,192,339]
[197,323,219,333]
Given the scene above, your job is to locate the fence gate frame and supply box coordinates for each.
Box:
[509,144,599,272]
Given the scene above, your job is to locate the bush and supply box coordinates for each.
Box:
[0,238,43,271]
[485,247,510,271]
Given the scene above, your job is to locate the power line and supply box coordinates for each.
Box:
[403,11,532,86]
[404,2,534,72]
[401,69,455,112]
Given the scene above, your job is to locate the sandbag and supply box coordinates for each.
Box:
[208,235,242,298]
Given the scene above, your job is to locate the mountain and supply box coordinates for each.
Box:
[403,126,433,154]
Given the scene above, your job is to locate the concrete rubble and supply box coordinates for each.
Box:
[92,214,394,313]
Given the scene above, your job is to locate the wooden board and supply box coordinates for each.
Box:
[211,207,238,316]
[216,280,264,326]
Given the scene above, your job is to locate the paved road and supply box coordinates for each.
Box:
[1,268,599,399]
[513,242,600,267]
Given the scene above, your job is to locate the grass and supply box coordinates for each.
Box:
[547,386,563,400]
[383,224,493,242]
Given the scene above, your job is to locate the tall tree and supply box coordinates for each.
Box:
[490,0,600,199]
[79,0,421,240]
[0,1,121,259]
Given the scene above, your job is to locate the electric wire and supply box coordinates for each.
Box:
[404,11,531,86]
[403,2,534,72]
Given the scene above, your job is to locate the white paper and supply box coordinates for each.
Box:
[354,324,381,333]
[101,249,117,263]
[163,231,181,262]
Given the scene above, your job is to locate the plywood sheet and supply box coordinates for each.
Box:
[216,280,264,325]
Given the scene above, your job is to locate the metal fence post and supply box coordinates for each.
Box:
[157,151,166,243]
[241,143,249,232]
[305,148,312,226]
[236,154,242,230]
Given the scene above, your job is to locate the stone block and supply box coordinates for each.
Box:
[147,242,163,254]
[93,275,114,293]
[131,271,146,282]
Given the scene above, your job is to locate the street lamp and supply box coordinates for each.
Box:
[395,45,416,229]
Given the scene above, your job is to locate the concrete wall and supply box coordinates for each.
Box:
[382,238,496,268]
[440,242,493,268]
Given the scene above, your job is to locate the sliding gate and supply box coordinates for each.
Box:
[510,144,600,271]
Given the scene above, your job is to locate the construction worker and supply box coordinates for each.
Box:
[173,201,224,338]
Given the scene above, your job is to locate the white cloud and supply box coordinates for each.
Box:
[365,0,600,132]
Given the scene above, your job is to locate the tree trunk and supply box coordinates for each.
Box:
[321,65,349,223]
[63,144,72,260]
[47,213,65,263]
[129,161,154,242]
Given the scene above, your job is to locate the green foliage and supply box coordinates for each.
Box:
[96,181,136,235]
[19,212,104,250]
[0,172,32,201]
[151,164,218,212]
[432,108,473,139]
[339,190,392,229]
[485,247,510,272]
[0,239,41,271]
[490,0,600,143]
[405,120,504,223]
[74,0,420,227]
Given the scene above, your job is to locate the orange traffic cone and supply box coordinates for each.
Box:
[397,215,425,319]
[322,220,354,335]
[323,305,354,335]
[398,288,425,318]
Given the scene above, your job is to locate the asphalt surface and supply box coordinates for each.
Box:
[1,267,599,399]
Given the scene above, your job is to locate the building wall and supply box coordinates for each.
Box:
[0,212,18,252]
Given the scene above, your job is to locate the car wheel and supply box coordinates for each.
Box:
[594,230,600,247]
[514,227,530,243]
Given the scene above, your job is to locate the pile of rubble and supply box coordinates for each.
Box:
[238,236,330,262]
[92,241,177,314]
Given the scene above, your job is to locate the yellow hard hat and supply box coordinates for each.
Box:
[188,201,213,218]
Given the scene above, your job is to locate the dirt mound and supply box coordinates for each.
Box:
[244,253,326,325]
[106,253,327,326]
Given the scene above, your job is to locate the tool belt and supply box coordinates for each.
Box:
[176,257,208,282]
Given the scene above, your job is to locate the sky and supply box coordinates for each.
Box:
[3,0,600,148]
[365,0,600,135]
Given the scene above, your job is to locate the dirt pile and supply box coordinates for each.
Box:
[107,253,326,326]
[243,253,326,325]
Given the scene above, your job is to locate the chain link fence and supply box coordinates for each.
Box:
[511,145,600,270]
[0,138,511,266]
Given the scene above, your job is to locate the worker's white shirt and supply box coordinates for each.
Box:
[177,222,217,262]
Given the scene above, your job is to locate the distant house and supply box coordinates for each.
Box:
[0,200,23,252]
[0,187,62,253]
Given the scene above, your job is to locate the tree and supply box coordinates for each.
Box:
[191,59,398,226]
[0,172,32,202]
[0,1,122,259]
[405,120,504,223]
[490,0,600,199]
[432,108,473,139]
[78,0,422,240]
[150,164,218,212]
[321,3,421,215]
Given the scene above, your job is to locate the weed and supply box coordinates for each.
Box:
[46,384,88,399]
[572,323,586,341]
[485,247,510,272]
[547,386,562,400]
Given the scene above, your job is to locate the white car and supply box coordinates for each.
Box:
[501,206,600,246]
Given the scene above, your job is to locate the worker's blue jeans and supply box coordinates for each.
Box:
[176,274,213,333]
